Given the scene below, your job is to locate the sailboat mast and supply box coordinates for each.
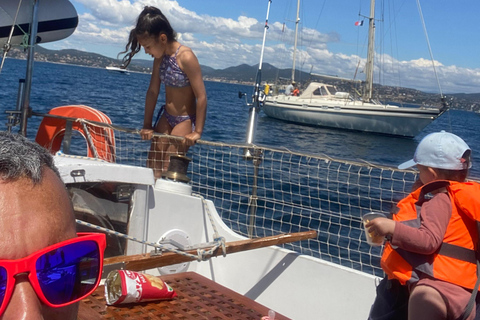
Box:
[20,0,40,136]
[291,0,300,82]
[363,0,375,102]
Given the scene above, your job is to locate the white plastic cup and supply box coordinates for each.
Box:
[261,310,276,320]
[362,212,386,246]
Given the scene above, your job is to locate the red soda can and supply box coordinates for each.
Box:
[104,270,177,305]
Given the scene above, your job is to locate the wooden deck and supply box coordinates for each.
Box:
[78,271,290,319]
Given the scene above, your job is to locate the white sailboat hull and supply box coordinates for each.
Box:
[106,66,129,74]
[55,154,378,320]
[264,95,441,137]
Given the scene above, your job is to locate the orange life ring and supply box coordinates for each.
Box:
[35,105,116,162]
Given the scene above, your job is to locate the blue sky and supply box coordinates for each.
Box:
[43,0,480,94]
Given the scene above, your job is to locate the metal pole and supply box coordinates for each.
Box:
[244,0,272,152]
[81,122,100,158]
[291,0,300,82]
[363,0,375,102]
[15,79,25,112]
[19,0,39,136]
[247,150,261,238]
[245,0,271,236]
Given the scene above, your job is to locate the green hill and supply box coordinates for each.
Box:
[4,46,480,111]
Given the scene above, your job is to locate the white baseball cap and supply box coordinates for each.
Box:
[398,131,472,170]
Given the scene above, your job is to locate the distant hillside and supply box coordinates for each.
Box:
[5,46,480,112]
[203,62,313,83]
[450,93,480,100]
[10,46,154,73]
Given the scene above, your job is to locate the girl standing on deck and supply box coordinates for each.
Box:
[122,6,207,179]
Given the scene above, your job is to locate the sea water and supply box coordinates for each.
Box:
[1,58,480,178]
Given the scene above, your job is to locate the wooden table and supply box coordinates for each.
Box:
[79,271,291,320]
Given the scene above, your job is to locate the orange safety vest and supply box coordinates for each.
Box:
[381,180,480,290]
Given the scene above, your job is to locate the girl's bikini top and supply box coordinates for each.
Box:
[159,45,191,88]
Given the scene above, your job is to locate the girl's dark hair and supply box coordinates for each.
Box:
[121,6,177,67]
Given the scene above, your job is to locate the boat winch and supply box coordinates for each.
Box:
[154,154,192,195]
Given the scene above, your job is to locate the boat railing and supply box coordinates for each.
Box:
[187,140,418,277]
[28,112,479,278]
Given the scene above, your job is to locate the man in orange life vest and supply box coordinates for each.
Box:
[366,131,480,320]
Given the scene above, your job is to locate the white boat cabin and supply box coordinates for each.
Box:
[299,82,352,100]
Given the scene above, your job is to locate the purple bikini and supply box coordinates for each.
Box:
[156,45,196,129]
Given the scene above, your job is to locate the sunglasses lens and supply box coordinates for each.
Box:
[36,240,101,305]
[0,267,6,306]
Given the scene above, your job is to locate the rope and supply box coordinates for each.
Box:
[0,0,24,73]
[415,0,452,133]
[81,115,411,172]
[35,111,420,173]
[415,0,443,98]
[75,193,226,261]
[192,193,227,257]
[77,219,222,262]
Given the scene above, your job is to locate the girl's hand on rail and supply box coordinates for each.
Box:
[140,128,154,140]
[183,131,201,146]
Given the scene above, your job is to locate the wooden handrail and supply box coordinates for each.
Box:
[104,230,317,271]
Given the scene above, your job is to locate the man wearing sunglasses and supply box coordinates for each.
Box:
[0,132,106,319]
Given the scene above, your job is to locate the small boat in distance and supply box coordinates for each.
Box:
[263,0,447,138]
[106,65,129,74]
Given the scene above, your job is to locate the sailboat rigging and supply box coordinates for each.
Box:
[291,0,300,83]
[363,0,375,102]
[263,0,447,138]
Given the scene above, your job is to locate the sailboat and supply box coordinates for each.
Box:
[263,0,447,138]
[106,65,130,74]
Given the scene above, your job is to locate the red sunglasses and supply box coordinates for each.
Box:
[0,232,106,315]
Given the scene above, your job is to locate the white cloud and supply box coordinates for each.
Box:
[409,58,443,68]
[61,0,480,93]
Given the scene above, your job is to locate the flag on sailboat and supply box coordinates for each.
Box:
[355,20,363,26]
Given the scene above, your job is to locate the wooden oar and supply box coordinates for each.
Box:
[104,230,317,271]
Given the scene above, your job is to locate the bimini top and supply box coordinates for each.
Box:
[0,0,78,47]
